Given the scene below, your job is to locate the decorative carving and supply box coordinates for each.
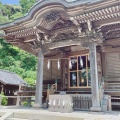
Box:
[36,33,41,41]
[78,26,82,33]
[87,20,92,31]
[70,17,79,26]
[70,17,83,34]
[45,12,61,23]
[44,34,52,43]
[53,32,78,42]
[52,20,75,30]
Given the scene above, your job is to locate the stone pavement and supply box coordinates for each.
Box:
[0,106,120,120]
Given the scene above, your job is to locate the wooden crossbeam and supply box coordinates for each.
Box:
[74,5,120,23]
[102,46,120,52]
[104,38,120,46]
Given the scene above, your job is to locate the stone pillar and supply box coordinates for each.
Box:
[89,42,101,112]
[33,50,44,108]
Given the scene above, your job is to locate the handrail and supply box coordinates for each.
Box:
[46,83,57,101]
[0,95,34,98]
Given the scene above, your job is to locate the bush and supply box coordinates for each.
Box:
[0,92,8,106]
[21,100,32,107]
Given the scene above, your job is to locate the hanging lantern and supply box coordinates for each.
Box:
[80,57,83,67]
[9,90,10,94]
[69,59,72,69]
[47,59,50,69]
[57,59,60,69]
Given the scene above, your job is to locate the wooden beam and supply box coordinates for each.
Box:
[36,26,50,34]
[104,38,120,46]
[98,24,120,32]
[94,17,120,29]
[48,40,81,50]
[102,46,120,52]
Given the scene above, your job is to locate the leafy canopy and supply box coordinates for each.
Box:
[0,0,37,85]
[0,38,37,86]
[19,0,36,15]
[0,0,36,24]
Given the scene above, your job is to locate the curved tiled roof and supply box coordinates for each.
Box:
[0,0,103,29]
[0,70,28,86]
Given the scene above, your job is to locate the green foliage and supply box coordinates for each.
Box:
[19,0,36,14]
[0,0,36,24]
[0,92,8,106]
[22,101,29,107]
[10,12,23,20]
[0,1,38,86]
[0,38,37,85]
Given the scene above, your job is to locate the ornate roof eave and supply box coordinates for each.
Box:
[0,0,119,56]
[0,0,110,30]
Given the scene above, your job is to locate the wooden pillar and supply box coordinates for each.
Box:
[0,85,3,106]
[1,85,4,93]
[16,84,22,106]
[28,97,31,107]
[33,50,44,108]
[16,96,20,106]
[89,42,101,112]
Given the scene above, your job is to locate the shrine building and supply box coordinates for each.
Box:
[0,0,120,111]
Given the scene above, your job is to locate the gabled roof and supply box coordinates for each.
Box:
[0,0,119,55]
[0,70,28,86]
[0,0,103,29]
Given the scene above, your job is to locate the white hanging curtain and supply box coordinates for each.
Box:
[47,59,50,69]
[69,59,72,69]
[80,56,83,67]
[57,59,60,69]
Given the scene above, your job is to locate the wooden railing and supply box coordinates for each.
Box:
[105,82,120,91]
[72,94,92,110]
[111,97,120,104]
[105,96,120,111]
[0,95,35,107]
[46,83,57,100]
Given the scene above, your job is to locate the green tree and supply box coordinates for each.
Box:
[19,0,36,15]
[10,12,23,20]
[0,1,37,86]
[0,2,23,24]
[0,38,37,85]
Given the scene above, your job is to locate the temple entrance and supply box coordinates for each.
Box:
[69,54,91,88]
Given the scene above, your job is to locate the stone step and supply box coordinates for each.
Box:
[13,112,82,120]
[0,111,6,117]
[7,118,28,120]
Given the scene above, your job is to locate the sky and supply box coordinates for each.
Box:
[0,0,76,5]
[0,0,19,5]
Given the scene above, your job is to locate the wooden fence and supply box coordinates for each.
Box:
[72,94,92,110]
